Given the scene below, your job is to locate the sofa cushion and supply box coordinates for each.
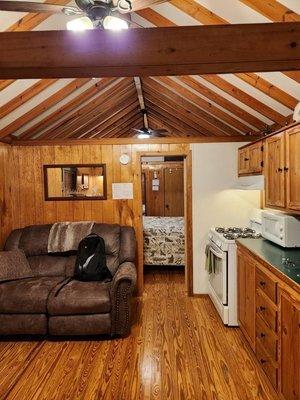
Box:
[0,250,34,282]
[0,277,63,314]
[49,314,111,336]
[47,280,111,316]
[28,255,76,278]
[4,229,23,251]
[19,224,52,256]
[0,314,47,335]
[93,223,120,275]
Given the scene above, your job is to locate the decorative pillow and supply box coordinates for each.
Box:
[0,250,34,282]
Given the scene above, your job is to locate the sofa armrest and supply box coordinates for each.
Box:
[110,262,137,336]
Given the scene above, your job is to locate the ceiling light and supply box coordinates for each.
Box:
[103,16,129,30]
[67,17,94,31]
[137,133,151,139]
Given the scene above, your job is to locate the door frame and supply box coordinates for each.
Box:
[134,150,193,296]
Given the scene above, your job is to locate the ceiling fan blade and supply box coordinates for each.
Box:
[126,0,167,12]
[0,1,79,14]
[151,128,168,133]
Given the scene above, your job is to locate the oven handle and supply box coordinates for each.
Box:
[209,245,226,260]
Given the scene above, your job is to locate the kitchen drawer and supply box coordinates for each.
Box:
[256,340,278,390]
[256,267,277,304]
[256,315,278,361]
[256,289,278,332]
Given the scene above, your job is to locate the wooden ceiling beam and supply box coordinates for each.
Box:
[54,85,136,139]
[0,78,58,119]
[147,102,207,137]
[157,76,263,131]
[147,106,205,137]
[36,78,132,140]
[0,23,299,79]
[90,100,140,138]
[78,95,139,139]
[147,115,182,137]
[134,76,148,128]
[202,74,287,125]
[0,0,71,95]
[100,113,142,138]
[18,77,117,140]
[0,79,14,91]
[12,136,254,146]
[143,78,241,135]
[0,78,90,138]
[144,89,214,136]
[137,7,295,120]
[170,0,300,87]
[239,0,300,23]
[283,71,300,84]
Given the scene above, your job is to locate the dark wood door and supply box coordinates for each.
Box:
[164,167,184,217]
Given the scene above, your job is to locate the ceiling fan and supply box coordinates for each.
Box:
[133,126,168,138]
[0,0,166,30]
[133,108,168,138]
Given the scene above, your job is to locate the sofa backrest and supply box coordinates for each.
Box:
[4,222,136,277]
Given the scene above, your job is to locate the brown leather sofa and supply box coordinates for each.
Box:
[0,223,136,337]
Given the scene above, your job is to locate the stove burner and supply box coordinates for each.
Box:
[214,226,261,240]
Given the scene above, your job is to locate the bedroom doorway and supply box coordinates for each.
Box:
[136,150,193,296]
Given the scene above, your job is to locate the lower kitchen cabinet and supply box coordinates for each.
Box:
[279,290,300,400]
[237,244,300,400]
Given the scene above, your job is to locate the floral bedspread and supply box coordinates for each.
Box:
[143,217,185,266]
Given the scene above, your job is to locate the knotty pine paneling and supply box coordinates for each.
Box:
[0,143,12,249]
[4,143,190,291]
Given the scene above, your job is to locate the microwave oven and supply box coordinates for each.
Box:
[261,211,300,248]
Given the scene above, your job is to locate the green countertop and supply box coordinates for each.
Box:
[237,238,300,286]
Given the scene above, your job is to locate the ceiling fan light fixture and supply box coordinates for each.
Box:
[137,133,151,139]
[67,16,94,31]
[103,15,129,30]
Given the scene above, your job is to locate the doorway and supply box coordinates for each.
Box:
[135,151,193,296]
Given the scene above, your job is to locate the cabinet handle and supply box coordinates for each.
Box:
[259,281,266,287]
[260,358,267,364]
[259,306,266,312]
[260,332,266,338]
[244,157,249,161]
[277,168,283,173]
[284,167,289,172]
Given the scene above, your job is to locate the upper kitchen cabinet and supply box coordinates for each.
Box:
[238,141,263,176]
[237,123,300,214]
[285,126,300,211]
[265,132,286,209]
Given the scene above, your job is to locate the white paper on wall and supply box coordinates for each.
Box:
[112,183,134,199]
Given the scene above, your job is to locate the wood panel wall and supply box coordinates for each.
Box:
[0,143,12,249]
[1,142,189,292]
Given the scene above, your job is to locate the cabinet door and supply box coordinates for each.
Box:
[249,141,263,174]
[237,249,256,350]
[238,147,250,175]
[286,127,300,211]
[265,132,286,208]
[279,290,300,400]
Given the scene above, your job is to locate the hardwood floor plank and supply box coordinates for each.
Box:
[0,272,279,400]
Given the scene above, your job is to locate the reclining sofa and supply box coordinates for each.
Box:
[0,223,136,337]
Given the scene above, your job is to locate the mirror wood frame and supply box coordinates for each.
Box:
[43,163,107,201]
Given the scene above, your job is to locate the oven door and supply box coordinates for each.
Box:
[208,242,228,305]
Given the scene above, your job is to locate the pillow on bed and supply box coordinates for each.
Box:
[0,250,34,282]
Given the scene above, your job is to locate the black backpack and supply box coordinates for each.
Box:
[73,233,112,282]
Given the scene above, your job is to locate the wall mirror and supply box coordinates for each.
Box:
[44,164,107,201]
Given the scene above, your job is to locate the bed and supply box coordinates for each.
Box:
[143,216,185,266]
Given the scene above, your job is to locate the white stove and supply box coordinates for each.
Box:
[207,225,261,326]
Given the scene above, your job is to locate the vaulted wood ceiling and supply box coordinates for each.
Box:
[0,0,299,141]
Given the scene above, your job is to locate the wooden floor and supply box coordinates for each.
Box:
[0,271,279,400]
